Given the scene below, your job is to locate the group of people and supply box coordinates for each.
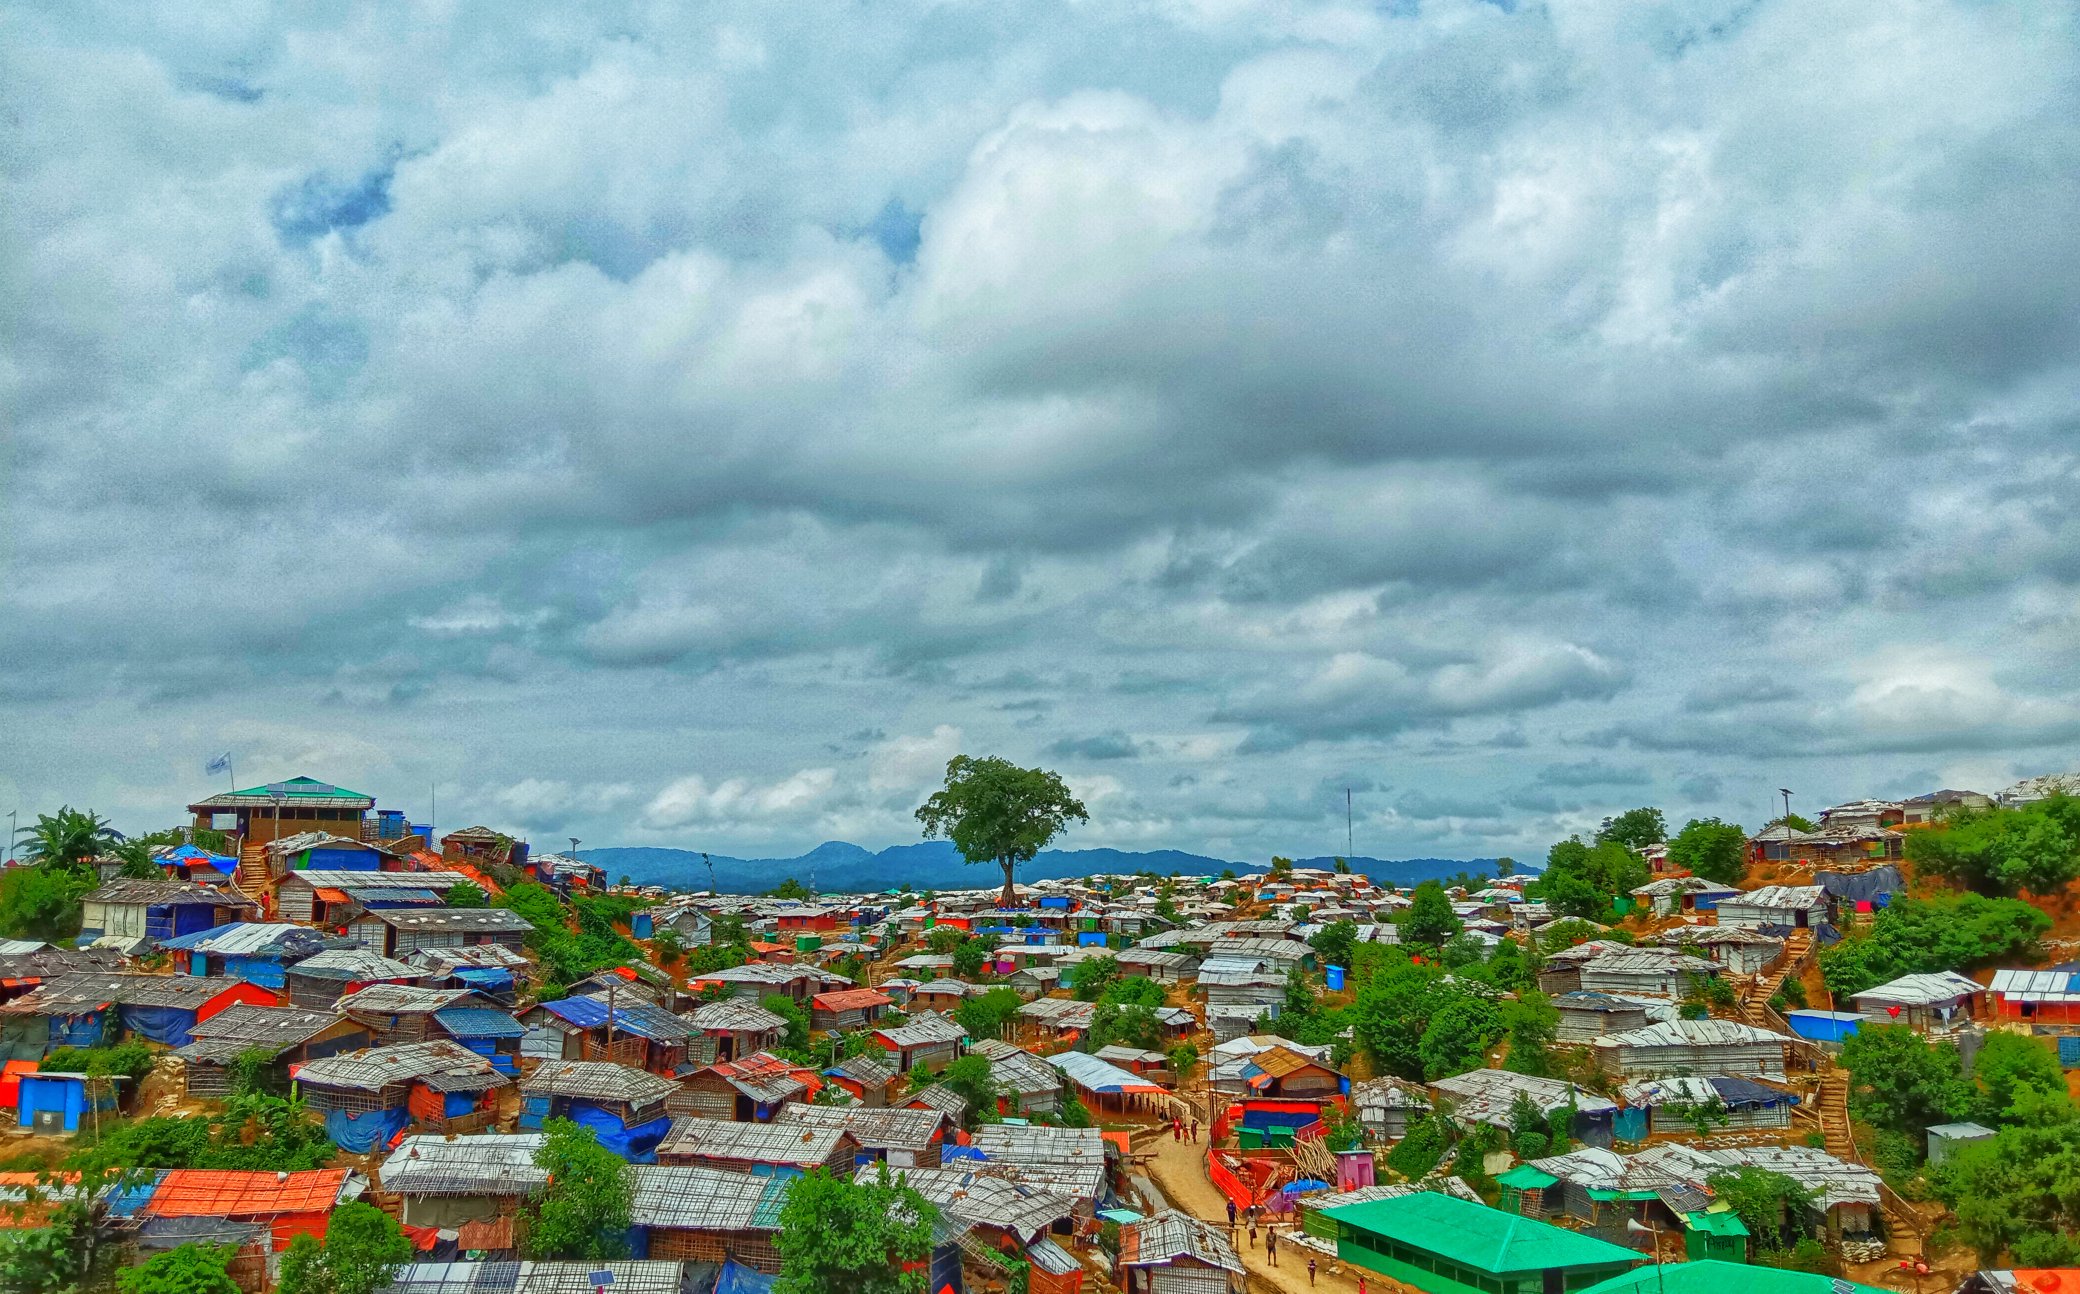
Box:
[1221,1196,1366,1290]
[1168,1113,1200,1141]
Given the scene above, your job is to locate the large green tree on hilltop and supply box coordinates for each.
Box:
[1666,817,1749,886]
[916,756,1087,906]
[14,806,120,869]
[1596,807,1668,852]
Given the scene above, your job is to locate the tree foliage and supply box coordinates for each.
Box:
[953,987,1023,1043]
[276,1204,412,1294]
[1528,837,1648,919]
[762,994,811,1052]
[13,807,119,868]
[1398,880,1461,948]
[0,1200,104,1294]
[1971,1032,2067,1124]
[915,756,1088,904]
[66,1093,336,1176]
[1708,1167,1818,1252]
[774,1165,938,1294]
[444,883,487,908]
[0,860,98,941]
[1385,1109,1453,1180]
[1309,920,1358,972]
[1596,808,1668,851]
[1837,1024,1972,1142]
[1666,818,1748,886]
[934,1055,998,1126]
[522,1119,634,1261]
[1820,894,2050,997]
[1905,795,2080,896]
[118,1245,239,1294]
[1932,1107,2080,1265]
[1068,955,1121,1001]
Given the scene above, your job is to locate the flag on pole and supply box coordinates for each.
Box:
[205,752,233,776]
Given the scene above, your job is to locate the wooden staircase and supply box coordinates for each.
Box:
[232,842,275,916]
[1741,929,1814,1026]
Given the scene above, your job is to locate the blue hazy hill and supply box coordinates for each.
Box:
[576,840,1508,895]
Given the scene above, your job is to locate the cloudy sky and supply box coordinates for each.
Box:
[5,1,2078,865]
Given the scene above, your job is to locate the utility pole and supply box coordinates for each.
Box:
[5,810,15,865]
[1779,788,1794,825]
[1346,787,1354,860]
[703,852,716,897]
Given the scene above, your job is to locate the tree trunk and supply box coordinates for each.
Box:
[999,859,1018,907]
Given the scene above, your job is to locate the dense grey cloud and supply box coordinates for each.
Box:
[4,1,2080,865]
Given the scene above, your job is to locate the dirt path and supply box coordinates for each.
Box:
[1142,1129,1400,1294]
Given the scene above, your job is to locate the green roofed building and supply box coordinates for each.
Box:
[1575,1261,1887,1294]
[189,776,377,846]
[1323,1190,1641,1294]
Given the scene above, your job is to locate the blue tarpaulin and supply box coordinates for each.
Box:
[453,967,514,990]
[444,1090,478,1117]
[325,1105,410,1153]
[435,1008,526,1039]
[117,1004,201,1046]
[52,1011,110,1048]
[714,1261,776,1294]
[569,1102,671,1163]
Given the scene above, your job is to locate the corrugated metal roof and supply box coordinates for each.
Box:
[967,1041,1064,1098]
[161,922,332,957]
[967,1125,1107,1199]
[341,985,479,1016]
[876,1010,965,1047]
[1592,1019,1791,1049]
[1990,968,2080,1001]
[366,909,534,932]
[85,879,254,908]
[292,949,420,980]
[1119,1211,1245,1272]
[285,870,472,890]
[1429,1068,1618,1121]
[1047,1050,1166,1096]
[1848,970,1983,1007]
[774,1102,947,1152]
[537,995,691,1042]
[880,1165,1076,1242]
[1323,1190,1639,1273]
[0,972,255,1013]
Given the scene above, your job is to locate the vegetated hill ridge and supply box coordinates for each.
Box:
[577,839,1513,894]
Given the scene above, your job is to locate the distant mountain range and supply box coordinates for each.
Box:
[575,840,1512,895]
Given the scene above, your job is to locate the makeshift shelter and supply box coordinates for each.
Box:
[673,1052,813,1121]
[1615,1076,1799,1138]
[409,946,529,1002]
[161,922,332,988]
[296,1040,511,1150]
[683,999,790,1067]
[876,1163,1076,1248]
[654,1114,860,1177]
[1045,1050,1169,1115]
[1554,992,1665,1043]
[1990,969,2080,1026]
[1591,1019,1792,1078]
[1714,886,1832,930]
[16,1070,121,1133]
[967,1124,1110,1208]
[1926,1121,1997,1166]
[0,972,275,1053]
[77,879,256,944]
[966,1040,1065,1116]
[352,908,533,959]
[1428,1069,1618,1147]
[519,1060,677,1160]
[1323,1190,1639,1294]
[177,1004,371,1097]
[524,994,692,1076]
[774,1102,948,1168]
[380,1134,549,1231]
[276,870,471,926]
[430,1007,526,1073]
[1577,950,1717,1000]
[284,948,420,1009]
[808,987,892,1032]
[143,1168,353,1250]
[821,1052,897,1107]
[873,1010,966,1074]
[1848,971,1985,1033]
[1350,1077,1431,1142]
[1783,1010,1867,1047]
[1117,1211,1246,1294]
[628,1163,792,1269]
[341,985,496,1045]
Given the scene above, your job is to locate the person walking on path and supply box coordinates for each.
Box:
[1248,1221,1258,1249]
[1226,1199,1236,1228]
[1190,1117,1200,1142]
[1308,1256,1317,1286]
[1172,1116,1184,1142]
[1265,1226,1279,1268]
[1357,1277,1367,1294]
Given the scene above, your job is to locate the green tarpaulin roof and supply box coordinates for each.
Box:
[1497,1165,1559,1189]
[1682,1212,1749,1237]
[1577,1262,1885,1294]
[1323,1191,1640,1275]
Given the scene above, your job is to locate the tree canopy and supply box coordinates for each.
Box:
[117,1244,240,1294]
[1595,807,1668,851]
[1905,795,2080,896]
[774,1165,938,1294]
[276,1203,413,1294]
[915,756,1087,905]
[1665,817,1748,886]
[1398,880,1461,948]
[14,806,119,868]
[522,1119,634,1261]
[1837,1023,1972,1141]
[1819,893,2049,997]
[1529,837,1647,919]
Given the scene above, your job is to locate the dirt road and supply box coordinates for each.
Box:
[1143,1129,1397,1294]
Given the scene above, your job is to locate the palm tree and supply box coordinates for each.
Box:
[15,807,118,871]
